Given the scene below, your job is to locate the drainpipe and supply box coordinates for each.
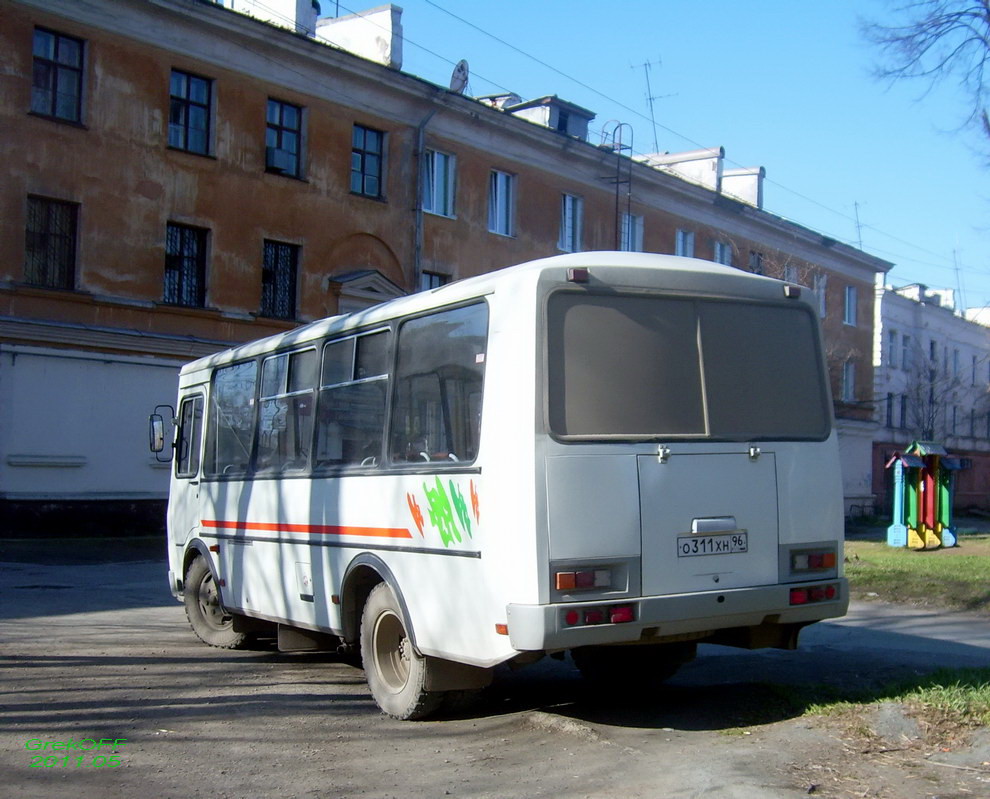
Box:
[413,108,438,293]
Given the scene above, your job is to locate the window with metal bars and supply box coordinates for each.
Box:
[31,28,84,122]
[164,223,207,307]
[261,240,298,320]
[169,69,212,154]
[25,196,77,289]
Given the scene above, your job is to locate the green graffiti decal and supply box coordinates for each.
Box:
[449,480,472,538]
[424,476,461,546]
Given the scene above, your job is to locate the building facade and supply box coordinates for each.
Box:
[872,283,990,511]
[1,0,889,532]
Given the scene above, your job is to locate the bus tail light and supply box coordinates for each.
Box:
[609,605,634,624]
[790,548,837,574]
[790,583,838,606]
[562,604,636,627]
[555,568,612,592]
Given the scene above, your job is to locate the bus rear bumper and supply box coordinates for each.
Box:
[505,579,849,652]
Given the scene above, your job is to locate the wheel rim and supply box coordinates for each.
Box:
[196,571,232,632]
[372,610,410,694]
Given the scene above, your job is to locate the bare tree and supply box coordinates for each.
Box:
[898,340,990,441]
[863,1,990,146]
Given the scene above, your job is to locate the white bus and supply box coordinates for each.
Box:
[151,252,847,719]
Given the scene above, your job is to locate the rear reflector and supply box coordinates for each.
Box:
[563,604,636,627]
[583,609,606,625]
[790,583,839,606]
[495,623,509,636]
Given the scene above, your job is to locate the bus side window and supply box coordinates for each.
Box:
[204,360,258,477]
[315,331,389,468]
[256,349,318,473]
[389,302,488,464]
[175,396,204,478]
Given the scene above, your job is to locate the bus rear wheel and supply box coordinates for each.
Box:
[183,557,250,650]
[361,582,442,720]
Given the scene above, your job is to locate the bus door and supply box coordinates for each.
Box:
[169,392,206,546]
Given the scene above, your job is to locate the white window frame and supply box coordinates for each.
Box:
[842,359,856,402]
[712,240,732,265]
[558,193,583,253]
[423,149,456,218]
[620,212,644,252]
[813,274,827,318]
[887,329,898,369]
[675,229,695,258]
[843,285,857,326]
[487,170,515,236]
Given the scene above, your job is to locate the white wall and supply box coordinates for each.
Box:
[873,287,990,451]
[836,419,876,513]
[0,346,183,500]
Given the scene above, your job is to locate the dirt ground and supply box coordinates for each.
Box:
[1,541,989,798]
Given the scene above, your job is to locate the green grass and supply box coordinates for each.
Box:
[804,668,990,723]
[844,533,990,614]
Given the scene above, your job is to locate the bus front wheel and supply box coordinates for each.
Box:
[360,582,442,720]
[183,557,250,650]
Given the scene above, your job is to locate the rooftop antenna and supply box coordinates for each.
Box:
[853,200,864,250]
[635,58,670,153]
[954,248,966,312]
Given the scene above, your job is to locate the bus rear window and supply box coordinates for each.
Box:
[547,293,830,441]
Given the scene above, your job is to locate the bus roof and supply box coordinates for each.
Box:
[179,251,790,376]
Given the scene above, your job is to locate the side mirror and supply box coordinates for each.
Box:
[150,404,176,462]
[149,414,166,453]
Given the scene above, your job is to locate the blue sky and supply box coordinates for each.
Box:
[329,0,989,310]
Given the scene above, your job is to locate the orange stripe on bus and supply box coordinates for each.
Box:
[202,520,413,539]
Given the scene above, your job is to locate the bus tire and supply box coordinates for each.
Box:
[360,582,442,720]
[183,556,250,650]
[572,642,696,691]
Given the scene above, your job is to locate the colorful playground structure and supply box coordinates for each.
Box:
[886,441,962,549]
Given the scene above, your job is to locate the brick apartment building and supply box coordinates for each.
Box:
[0,0,889,533]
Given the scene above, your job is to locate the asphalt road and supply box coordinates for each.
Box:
[2,542,989,799]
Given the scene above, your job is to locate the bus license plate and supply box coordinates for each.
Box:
[676,532,748,557]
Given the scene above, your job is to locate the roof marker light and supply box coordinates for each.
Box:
[567,267,590,284]
[784,285,801,299]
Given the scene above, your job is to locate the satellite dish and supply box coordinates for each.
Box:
[449,59,469,94]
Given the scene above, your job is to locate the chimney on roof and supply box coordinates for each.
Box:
[502,96,596,141]
[316,4,404,69]
[221,0,321,36]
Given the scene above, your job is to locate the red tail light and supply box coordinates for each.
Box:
[609,605,634,624]
[790,583,839,606]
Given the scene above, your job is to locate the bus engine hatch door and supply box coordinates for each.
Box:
[637,451,778,596]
